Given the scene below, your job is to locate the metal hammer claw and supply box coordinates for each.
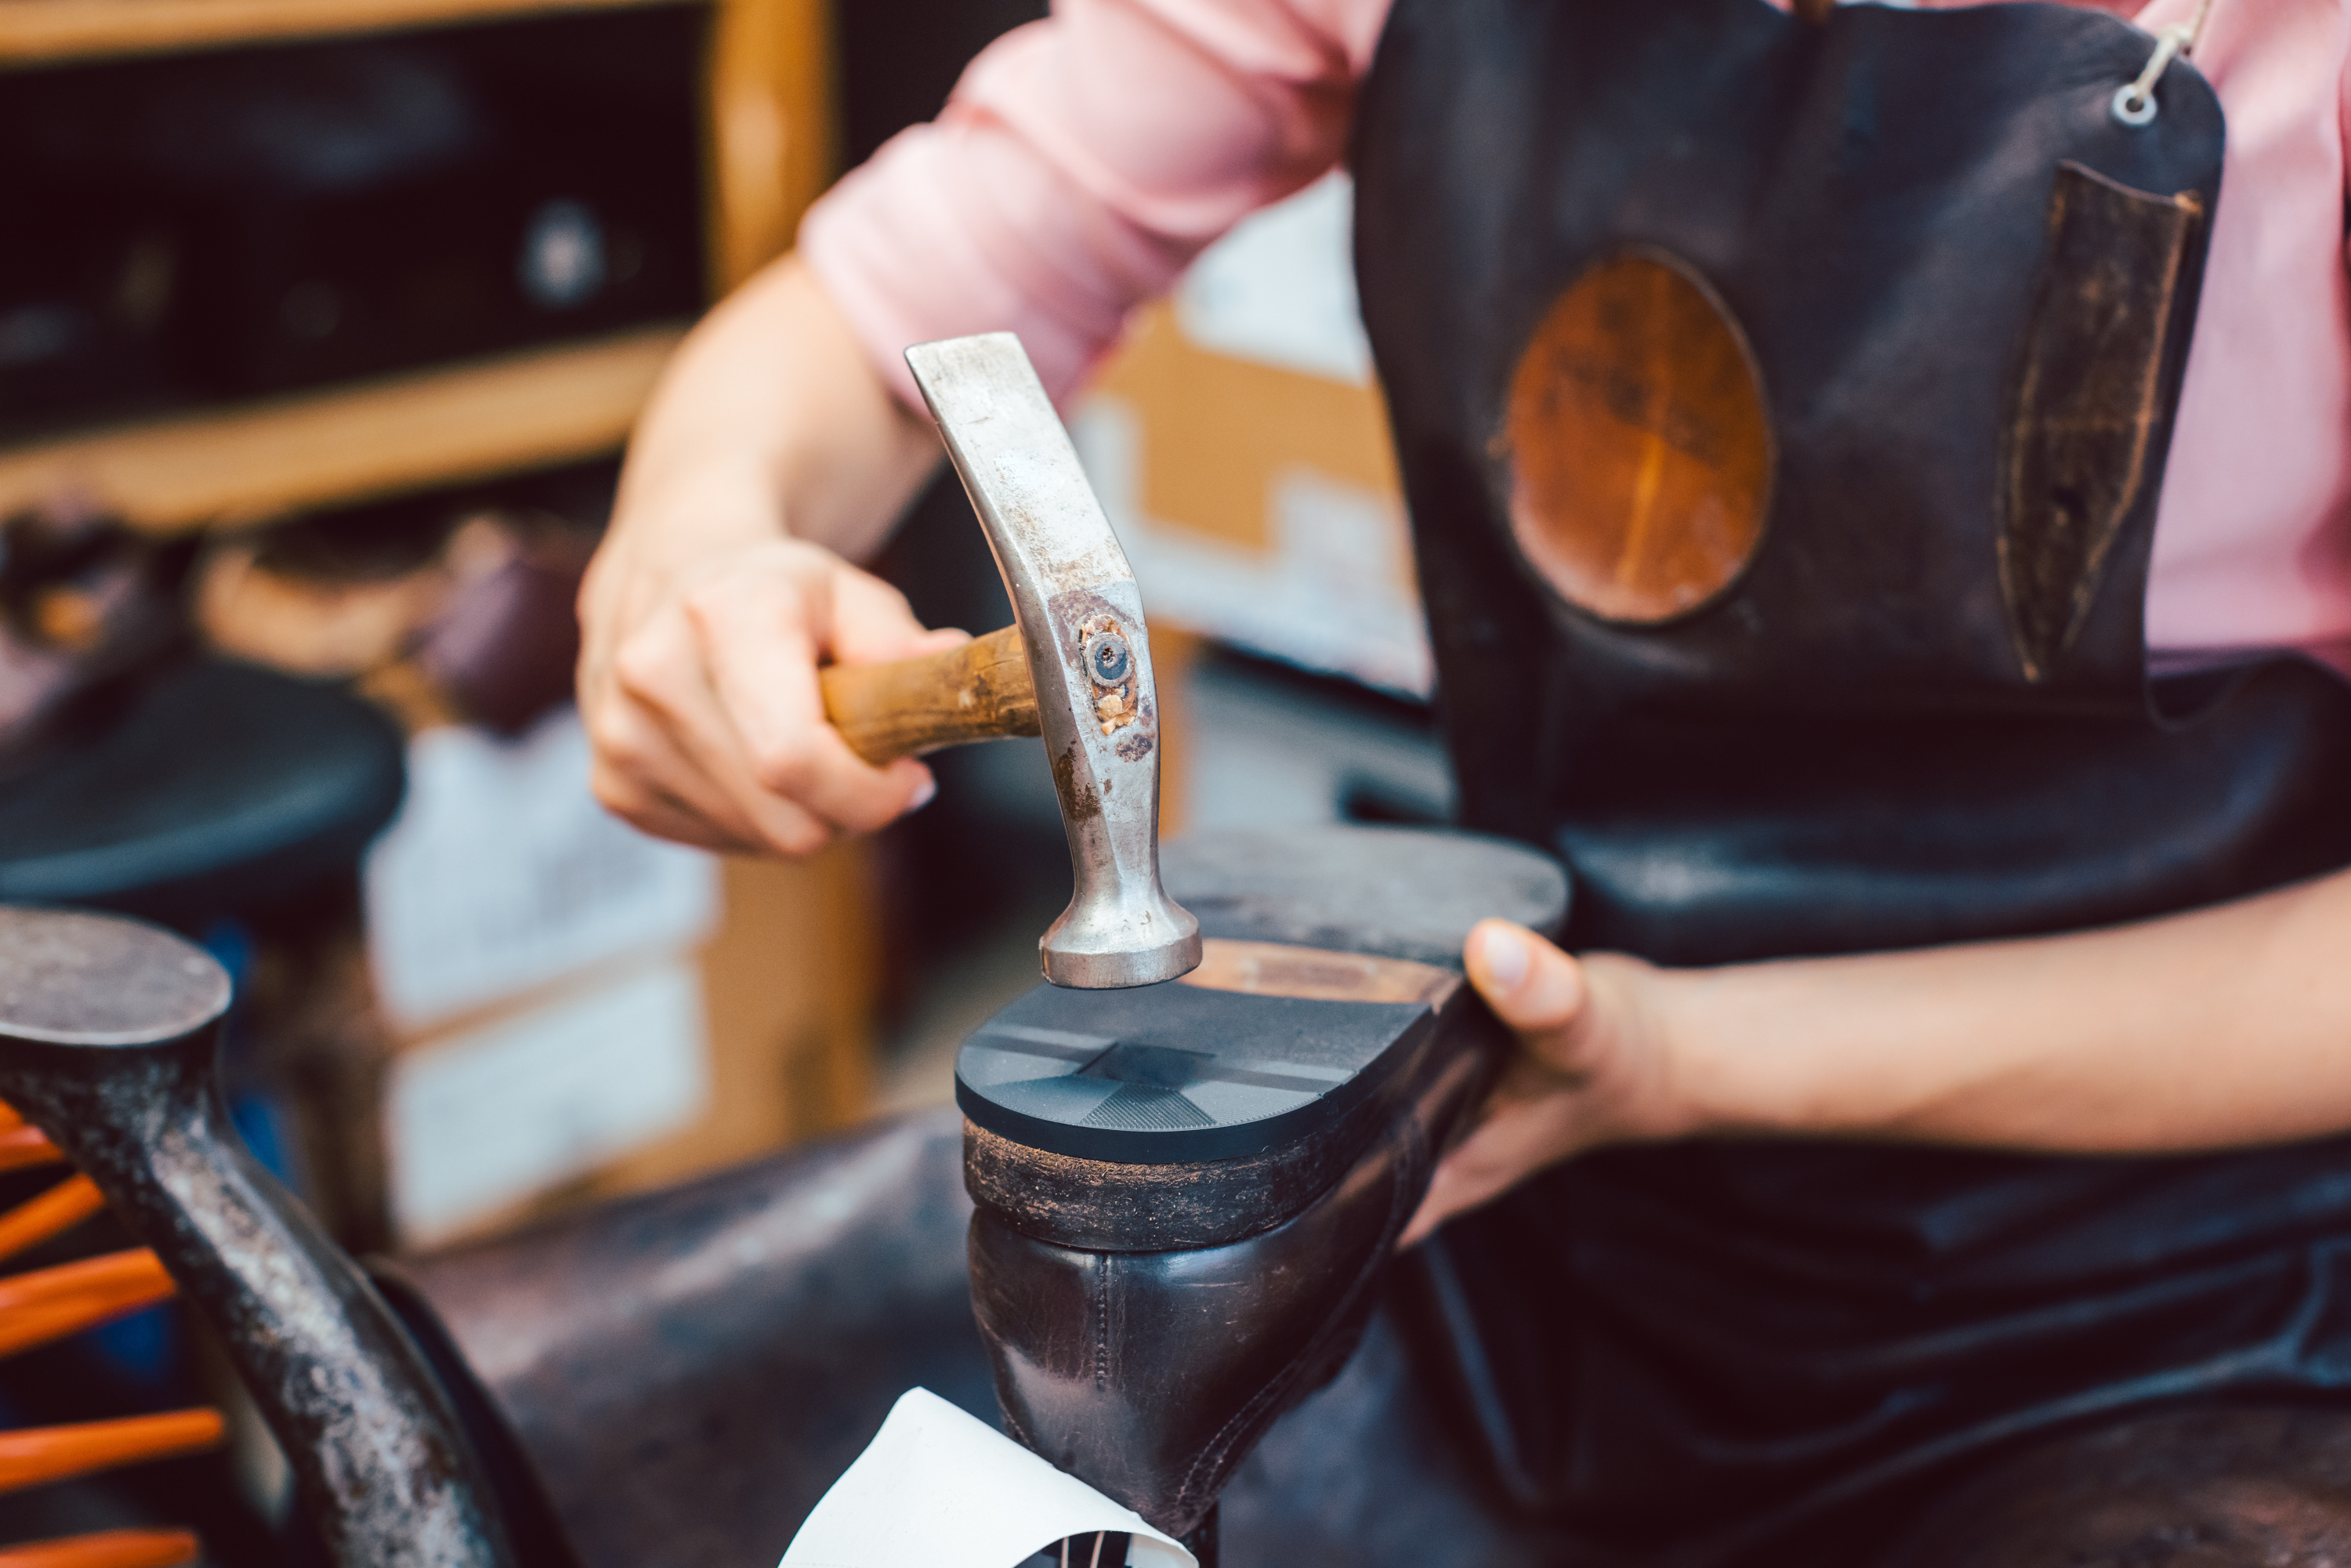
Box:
[820,334,1200,990]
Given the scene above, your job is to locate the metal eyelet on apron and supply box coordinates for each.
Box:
[2111,0,2214,126]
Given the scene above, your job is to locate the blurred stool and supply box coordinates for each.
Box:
[0,650,406,1249]
[0,657,403,925]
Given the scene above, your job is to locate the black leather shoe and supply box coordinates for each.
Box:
[960,825,1568,1536]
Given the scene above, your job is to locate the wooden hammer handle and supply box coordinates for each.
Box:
[819,622,1041,766]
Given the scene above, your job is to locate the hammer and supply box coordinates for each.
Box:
[817,335,1200,991]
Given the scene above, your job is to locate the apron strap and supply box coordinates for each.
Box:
[2113,0,2216,126]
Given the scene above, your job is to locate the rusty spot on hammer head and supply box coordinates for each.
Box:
[1050,740,1102,824]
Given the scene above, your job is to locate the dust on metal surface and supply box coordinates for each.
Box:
[0,908,229,1046]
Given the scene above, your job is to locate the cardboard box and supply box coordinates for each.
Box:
[365,708,876,1247]
[1076,173,1431,700]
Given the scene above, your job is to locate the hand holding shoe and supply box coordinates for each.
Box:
[1402,920,1691,1244]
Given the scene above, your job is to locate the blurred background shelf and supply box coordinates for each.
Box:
[0,0,823,527]
[0,0,826,292]
[0,325,683,532]
[0,0,685,66]
[0,0,860,1275]
[0,10,897,1551]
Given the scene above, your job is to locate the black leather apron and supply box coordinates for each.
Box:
[1349,0,2351,1558]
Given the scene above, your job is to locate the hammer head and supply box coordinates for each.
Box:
[905,334,1201,990]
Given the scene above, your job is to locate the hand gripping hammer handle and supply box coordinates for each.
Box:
[820,623,1038,766]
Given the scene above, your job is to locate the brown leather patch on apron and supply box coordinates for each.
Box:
[2000,161,2204,683]
[1498,249,1773,624]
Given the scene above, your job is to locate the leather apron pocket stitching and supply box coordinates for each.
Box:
[1999,161,2205,683]
[1496,247,1775,627]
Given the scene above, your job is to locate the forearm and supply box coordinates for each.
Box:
[1661,865,2351,1151]
[612,255,940,565]
[577,258,958,857]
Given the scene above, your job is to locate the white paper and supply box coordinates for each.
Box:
[363,706,720,1030]
[385,958,711,1244]
[781,1389,1195,1568]
[1173,172,1373,386]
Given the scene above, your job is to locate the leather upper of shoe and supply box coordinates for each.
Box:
[965,989,1498,1536]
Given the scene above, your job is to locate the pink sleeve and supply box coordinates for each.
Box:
[798,0,1385,408]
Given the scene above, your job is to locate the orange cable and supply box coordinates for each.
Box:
[0,1103,215,1568]
[0,1411,226,1496]
[0,1531,200,1568]
[0,1128,64,1176]
[0,1252,174,1361]
[0,1179,107,1269]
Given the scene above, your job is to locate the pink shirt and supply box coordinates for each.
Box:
[802,0,2351,661]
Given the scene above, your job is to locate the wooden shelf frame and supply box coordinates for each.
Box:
[0,327,684,534]
[0,0,831,530]
[0,0,682,67]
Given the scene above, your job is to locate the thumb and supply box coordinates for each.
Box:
[827,568,972,666]
[1465,919,1588,1056]
[1396,922,1593,1248]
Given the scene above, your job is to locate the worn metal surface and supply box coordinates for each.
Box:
[0,905,515,1568]
[0,908,230,1044]
[906,333,1201,990]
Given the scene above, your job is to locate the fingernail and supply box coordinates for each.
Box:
[907,773,938,811]
[1475,924,1529,991]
